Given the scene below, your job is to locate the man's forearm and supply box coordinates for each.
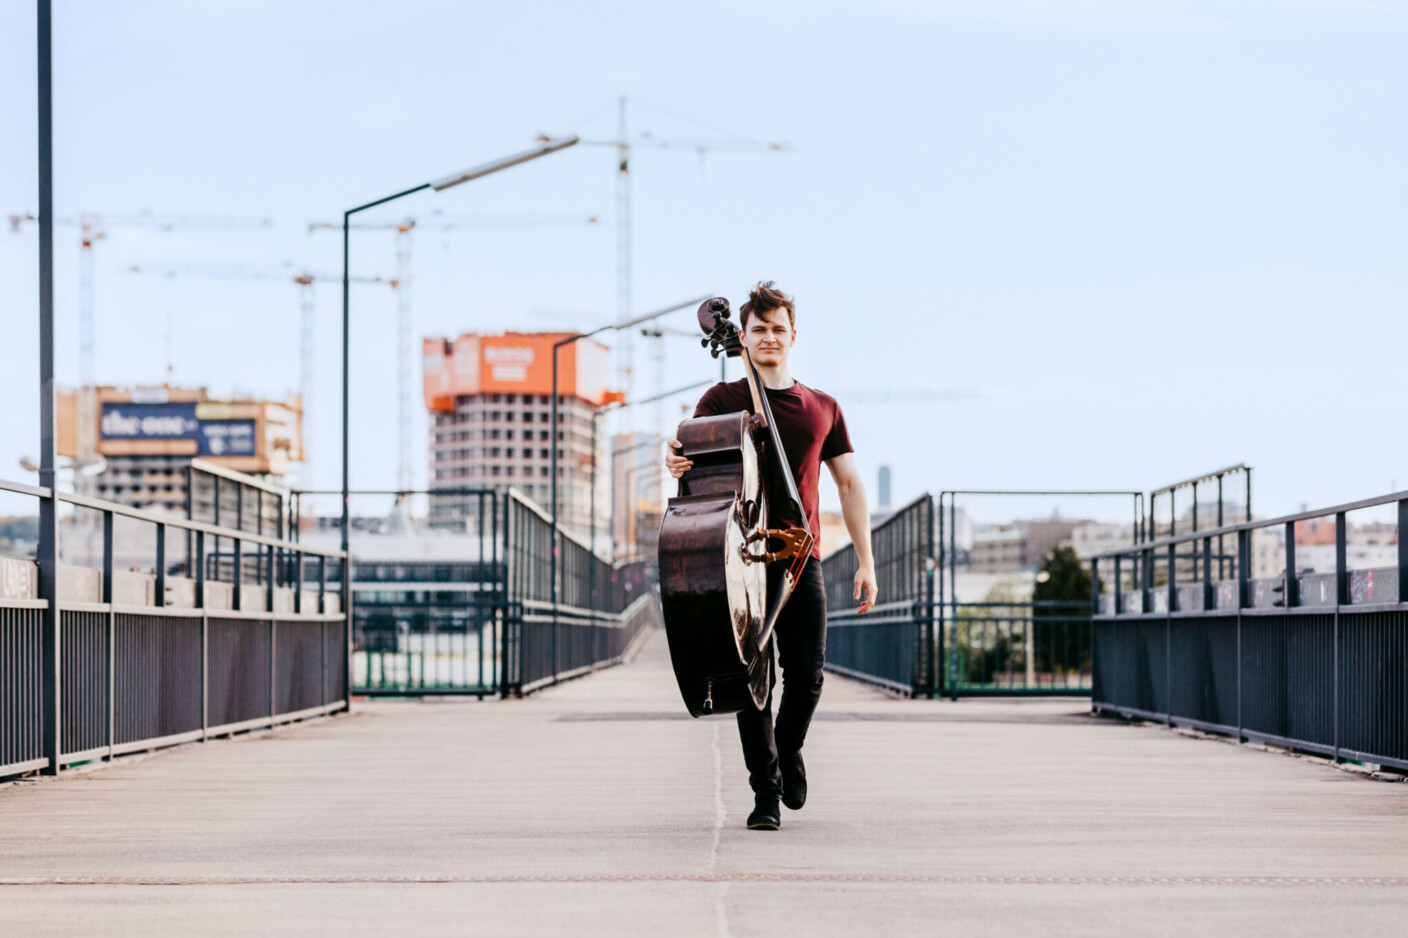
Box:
[838,484,874,569]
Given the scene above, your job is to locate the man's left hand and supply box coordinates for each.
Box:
[854,565,878,614]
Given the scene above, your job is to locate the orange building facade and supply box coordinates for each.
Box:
[422,332,610,413]
[423,332,612,538]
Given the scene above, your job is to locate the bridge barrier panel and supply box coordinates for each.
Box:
[1,477,350,780]
[1092,490,1408,771]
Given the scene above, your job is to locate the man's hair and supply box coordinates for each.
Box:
[739,281,795,329]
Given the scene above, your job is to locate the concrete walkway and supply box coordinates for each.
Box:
[2,630,1407,936]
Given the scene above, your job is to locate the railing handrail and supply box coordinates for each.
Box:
[0,478,53,499]
[0,478,349,559]
[506,486,594,555]
[1148,463,1248,498]
[868,492,934,541]
[825,492,933,568]
[1092,486,1408,561]
[189,458,291,499]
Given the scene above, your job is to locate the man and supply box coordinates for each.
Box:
[665,281,878,831]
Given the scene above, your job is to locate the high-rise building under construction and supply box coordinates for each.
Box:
[422,332,611,542]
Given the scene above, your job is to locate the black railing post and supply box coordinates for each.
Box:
[265,543,275,613]
[155,522,166,609]
[104,509,114,762]
[102,512,114,604]
[1091,557,1101,616]
[1284,521,1298,608]
[1113,554,1121,616]
[1236,527,1247,744]
[1167,542,1177,612]
[935,493,944,699]
[1217,473,1225,581]
[270,612,277,720]
[1202,536,1213,611]
[948,495,958,702]
[1142,546,1151,614]
[35,0,60,777]
[1237,528,1249,610]
[1166,541,1175,726]
[233,537,243,611]
[1400,499,1408,604]
[1334,511,1346,763]
[1334,511,1348,607]
[197,529,208,742]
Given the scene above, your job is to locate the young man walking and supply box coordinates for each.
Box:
[665,281,878,831]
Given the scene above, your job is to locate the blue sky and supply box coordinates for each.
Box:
[2,0,1406,524]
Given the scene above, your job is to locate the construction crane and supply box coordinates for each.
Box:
[8,211,273,497]
[557,97,788,430]
[308,212,600,502]
[127,263,388,491]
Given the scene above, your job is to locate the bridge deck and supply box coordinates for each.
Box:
[2,630,1406,936]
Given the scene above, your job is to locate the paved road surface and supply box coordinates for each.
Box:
[2,629,1406,936]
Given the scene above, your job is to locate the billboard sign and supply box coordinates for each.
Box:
[100,403,258,458]
[100,402,199,440]
[197,420,257,456]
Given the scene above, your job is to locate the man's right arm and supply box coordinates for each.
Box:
[665,385,723,478]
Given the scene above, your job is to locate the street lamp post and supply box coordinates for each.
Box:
[340,136,579,704]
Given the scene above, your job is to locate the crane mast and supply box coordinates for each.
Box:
[308,212,599,514]
[8,211,272,499]
[128,263,386,493]
[578,98,789,554]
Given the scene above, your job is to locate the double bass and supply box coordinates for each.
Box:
[657,297,814,717]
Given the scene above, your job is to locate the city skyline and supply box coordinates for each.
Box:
[2,0,1406,525]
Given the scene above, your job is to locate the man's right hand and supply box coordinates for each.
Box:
[665,440,693,479]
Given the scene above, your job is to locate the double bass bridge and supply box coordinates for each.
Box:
[741,527,813,565]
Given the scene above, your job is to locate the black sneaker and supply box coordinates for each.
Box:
[780,751,807,811]
[746,795,781,831]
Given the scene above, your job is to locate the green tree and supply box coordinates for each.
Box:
[1032,546,1096,676]
[0,516,38,542]
[955,580,1020,686]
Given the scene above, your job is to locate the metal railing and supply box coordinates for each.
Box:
[823,493,1095,698]
[504,489,657,695]
[342,487,658,697]
[823,495,935,695]
[348,489,505,697]
[945,599,1092,696]
[1091,488,1408,771]
[1,477,349,780]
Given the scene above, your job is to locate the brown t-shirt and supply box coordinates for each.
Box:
[693,378,852,559]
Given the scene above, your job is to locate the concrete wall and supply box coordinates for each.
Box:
[0,558,38,600]
[0,560,341,615]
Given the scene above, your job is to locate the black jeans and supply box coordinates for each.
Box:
[737,561,827,797]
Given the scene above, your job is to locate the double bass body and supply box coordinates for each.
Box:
[658,412,771,717]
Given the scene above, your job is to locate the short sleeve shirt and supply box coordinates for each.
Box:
[693,378,852,559]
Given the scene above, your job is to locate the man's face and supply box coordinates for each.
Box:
[742,307,794,366]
